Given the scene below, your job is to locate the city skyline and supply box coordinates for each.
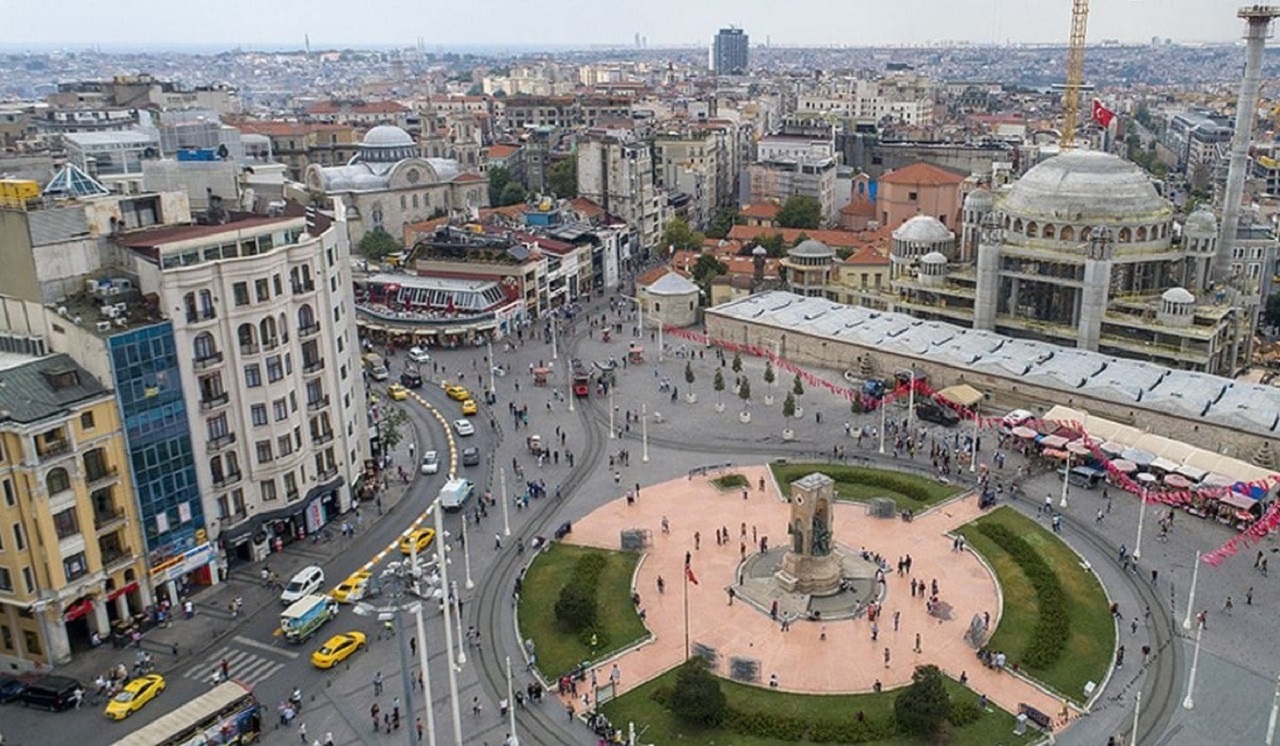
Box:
[6,0,1257,51]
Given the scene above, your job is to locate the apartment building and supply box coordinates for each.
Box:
[0,353,148,668]
[577,131,665,252]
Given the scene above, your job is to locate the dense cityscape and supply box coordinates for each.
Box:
[1,3,1280,745]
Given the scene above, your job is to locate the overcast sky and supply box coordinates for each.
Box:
[7,0,1257,50]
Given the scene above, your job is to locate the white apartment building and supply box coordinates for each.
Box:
[796,73,935,127]
[577,132,666,252]
[116,203,369,558]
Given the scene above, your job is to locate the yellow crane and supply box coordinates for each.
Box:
[1060,0,1091,149]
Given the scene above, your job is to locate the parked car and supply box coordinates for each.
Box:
[0,675,27,703]
[453,419,475,436]
[420,450,440,475]
[915,398,960,427]
[400,370,423,389]
[461,446,481,466]
[408,347,431,364]
[19,675,82,711]
[103,674,165,720]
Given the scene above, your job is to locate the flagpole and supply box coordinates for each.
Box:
[683,567,690,661]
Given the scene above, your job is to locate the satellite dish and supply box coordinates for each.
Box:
[216,144,230,160]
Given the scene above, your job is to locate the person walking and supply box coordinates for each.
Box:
[884,647,891,668]
[494,533,503,549]
[373,671,384,696]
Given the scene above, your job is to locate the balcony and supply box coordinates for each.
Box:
[206,433,237,453]
[199,392,231,412]
[100,546,135,572]
[93,508,127,534]
[192,351,225,370]
[239,343,260,356]
[306,395,330,413]
[298,322,321,338]
[37,440,71,460]
[86,466,120,488]
[292,281,316,296]
[302,359,325,375]
[318,465,339,481]
[312,430,334,445]
[212,470,243,490]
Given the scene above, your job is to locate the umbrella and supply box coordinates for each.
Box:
[1099,441,1128,456]
[1042,448,1069,460]
[1136,472,1157,483]
[1012,426,1037,439]
[1110,459,1138,473]
[1164,474,1192,489]
[1121,449,1156,467]
[1041,434,1069,449]
[1066,441,1092,456]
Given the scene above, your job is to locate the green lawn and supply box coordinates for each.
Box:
[518,543,648,680]
[770,463,963,511]
[602,666,1034,745]
[957,507,1114,701]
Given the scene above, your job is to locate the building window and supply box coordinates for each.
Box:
[233,282,250,307]
[273,398,288,422]
[3,479,15,507]
[46,468,71,495]
[245,364,262,388]
[52,508,79,539]
[207,413,229,440]
[250,404,268,427]
[266,356,284,383]
[260,479,277,501]
[255,440,273,463]
[277,435,293,456]
[0,624,12,649]
[23,630,39,656]
[273,274,283,296]
[254,279,270,303]
[0,569,10,592]
[63,551,87,581]
[284,472,299,501]
[21,566,34,593]
[81,411,96,430]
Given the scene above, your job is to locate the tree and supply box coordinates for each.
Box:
[547,157,578,198]
[792,374,805,396]
[713,368,725,400]
[377,406,410,454]
[553,584,597,633]
[498,181,527,206]
[1266,293,1280,328]
[662,217,707,251]
[358,228,402,261]
[684,361,695,386]
[738,378,751,403]
[487,165,513,206]
[776,195,822,229]
[763,360,775,385]
[670,658,727,726]
[894,665,952,738]
[757,232,787,257]
[731,352,742,373]
[782,392,796,418]
[691,254,728,303]
[792,231,811,247]
[706,208,741,239]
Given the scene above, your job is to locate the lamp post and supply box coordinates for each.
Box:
[452,585,466,667]
[641,403,649,463]
[1182,623,1204,709]
[1266,673,1280,746]
[1131,690,1142,746]
[500,467,510,537]
[486,337,496,396]
[609,387,616,439]
[1183,550,1202,630]
[969,403,979,473]
[432,501,464,744]
[878,396,887,454]
[505,656,519,746]
[567,371,574,413]
[907,369,916,433]
[462,519,474,590]
[1060,450,1071,509]
[1133,490,1148,560]
[409,545,438,746]
[550,316,558,360]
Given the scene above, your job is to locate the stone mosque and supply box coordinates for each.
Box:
[869,149,1260,376]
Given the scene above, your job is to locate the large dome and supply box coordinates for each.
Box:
[893,214,953,243]
[362,125,414,148]
[999,150,1172,226]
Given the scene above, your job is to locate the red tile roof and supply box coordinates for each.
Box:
[453,171,487,183]
[728,225,870,250]
[307,100,408,115]
[879,161,967,186]
[486,144,519,159]
[568,198,606,218]
[740,203,780,219]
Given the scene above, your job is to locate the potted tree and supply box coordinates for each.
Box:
[684,361,697,404]
[713,368,726,412]
[791,374,805,417]
[782,392,797,439]
[731,352,743,374]
[738,378,752,423]
[763,360,776,406]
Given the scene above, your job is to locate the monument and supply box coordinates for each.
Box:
[775,473,843,595]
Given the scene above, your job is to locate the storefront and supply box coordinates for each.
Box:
[218,476,348,564]
[150,541,218,609]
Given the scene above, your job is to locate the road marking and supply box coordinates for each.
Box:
[233,634,300,659]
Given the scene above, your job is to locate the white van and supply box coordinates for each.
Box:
[280,565,325,605]
[438,478,475,511]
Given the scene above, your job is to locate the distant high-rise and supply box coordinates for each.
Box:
[712,27,749,75]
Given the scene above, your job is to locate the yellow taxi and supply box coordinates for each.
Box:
[399,527,436,555]
[104,674,165,720]
[388,383,409,401]
[445,384,471,401]
[330,571,372,603]
[310,631,367,669]
[461,399,478,415]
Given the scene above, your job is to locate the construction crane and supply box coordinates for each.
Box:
[1060,0,1091,150]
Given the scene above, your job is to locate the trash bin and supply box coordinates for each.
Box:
[1014,714,1027,736]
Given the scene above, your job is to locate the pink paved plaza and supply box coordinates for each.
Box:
[562,464,1078,727]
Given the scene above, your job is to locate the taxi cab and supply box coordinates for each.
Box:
[399,527,436,555]
[310,631,367,669]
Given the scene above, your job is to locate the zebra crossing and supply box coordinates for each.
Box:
[183,636,299,688]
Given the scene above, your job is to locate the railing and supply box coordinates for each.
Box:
[93,508,126,532]
[306,395,330,412]
[312,430,334,445]
[86,466,119,487]
[206,433,237,453]
[212,470,243,489]
[192,351,225,370]
[199,392,231,411]
[240,343,260,355]
[298,323,321,338]
[100,546,134,571]
[318,466,339,481]
[303,359,325,375]
[37,440,71,460]
[292,281,316,295]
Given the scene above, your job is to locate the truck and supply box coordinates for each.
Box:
[438,477,475,511]
[363,353,389,381]
[280,594,339,643]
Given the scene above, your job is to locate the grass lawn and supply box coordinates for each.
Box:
[602,666,1034,745]
[770,462,963,511]
[518,543,648,680]
[957,507,1114,701]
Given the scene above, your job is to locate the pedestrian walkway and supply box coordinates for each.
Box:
[183,636,299,688]
[562,463,1077,729]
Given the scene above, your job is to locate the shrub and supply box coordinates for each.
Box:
[713,369,725,393]
[731,352,742,373]
[894,665,952,738]
[792,374,805,396]
[977,522,1070,668]
[948,698,983,726]
[711,473,749,490]
[670,659,727,727]
[554,583,597,633]
[739,378,751,402]
[783,392,796,418]
[763,360,775,385]
[684,361,695,385]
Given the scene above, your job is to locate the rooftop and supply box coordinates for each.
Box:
[0,353,109,424]
[880,161,968,187]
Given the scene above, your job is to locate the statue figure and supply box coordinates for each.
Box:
[811,515,831,557]
[792,520,804,554]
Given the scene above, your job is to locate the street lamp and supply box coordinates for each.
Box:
[500,467,510,537]
[1133,490,1148,560]
[505,656,520,746]
[550,315,558,360]
[641,403,650,463]
[906,368,916,433]
[969,403,979,473]
[462,519,475,590]
[1060,450,1071,509]
[487,337,496,397]
[451,581,466,667]
[1266,673,1280,746]
[432,500,465,744]
[609,387,616,439]
[878,395,887,454]
[409,545,438,746]
[1182,623,1204,709]
[1183,550,1202,631]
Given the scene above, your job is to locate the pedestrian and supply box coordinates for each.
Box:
[871,622,879,641]
[884,647,891,668]
[727,587,735,605]
[661,516,669,534]
[1151,568,1158,586]
[374,671,384,696]
[72,685,83,709]
[495,533,502,549]
[656,576,665,594]
[416,718,423,741]
[371,703,380,731]
[1247,587,1254,605]
[893,610,900,631]
[325,733,334,746]
[914,632,922,653]
[298,723,307,743]
[1223,596,1234,614]
[694,531,701,550]
[221,658,230,680]
[1130,617,1139,635]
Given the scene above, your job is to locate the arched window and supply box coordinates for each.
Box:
[209,455,225,483]
[183,292,197,323]
[1012,219,1023,234]
[1026,221,1038,238]
[1060,226,1075,242]
[46,467,70,495]
[278,313,289,344]
[1043,224,1056,239]
[1118,227,1131,243]
[193,332,217,361]
[1136,226,1148,241]
[198,290,214,318]
[298,304,315,330]
[237,323,256,352]
[260,317,277,348]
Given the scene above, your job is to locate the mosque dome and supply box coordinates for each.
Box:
[1162,287,1195,304]
[1184,208,1218,236]
[893,214,953,244]
[963,188,993,210]
[920,251,948,265]
[1000,150,1170,225]
[357,125,418,163]
[788,239,835,259]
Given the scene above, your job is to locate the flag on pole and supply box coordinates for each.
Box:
[1091,99,1116,128]
[685,565,699,585]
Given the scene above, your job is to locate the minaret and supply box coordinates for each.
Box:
[1077,226,1114,351]
[973,213,1003,331]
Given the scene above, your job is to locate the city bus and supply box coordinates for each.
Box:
[111,680,261,746]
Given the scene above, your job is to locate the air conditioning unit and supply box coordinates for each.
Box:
[85,279,100,295]
[100,305,116,318]
[96,321,112,332]
[113,302,128,315]
[107,286,122,296]
[114,317,127,327]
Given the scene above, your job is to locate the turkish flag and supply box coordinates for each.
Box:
[1091,99,1116,128]
[685,566,699,585]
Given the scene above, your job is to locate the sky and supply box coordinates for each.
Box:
[6,0,1257,50]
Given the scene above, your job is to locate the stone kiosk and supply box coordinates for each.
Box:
[775,473,842,595]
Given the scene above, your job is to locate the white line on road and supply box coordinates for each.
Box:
[233,635,300,659]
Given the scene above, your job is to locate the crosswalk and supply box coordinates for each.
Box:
[183,636,299,688]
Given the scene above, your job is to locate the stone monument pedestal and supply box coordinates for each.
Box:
[776,551,842,596]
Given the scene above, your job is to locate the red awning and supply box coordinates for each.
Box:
[63,598,93,622]
[107,581,140,602]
